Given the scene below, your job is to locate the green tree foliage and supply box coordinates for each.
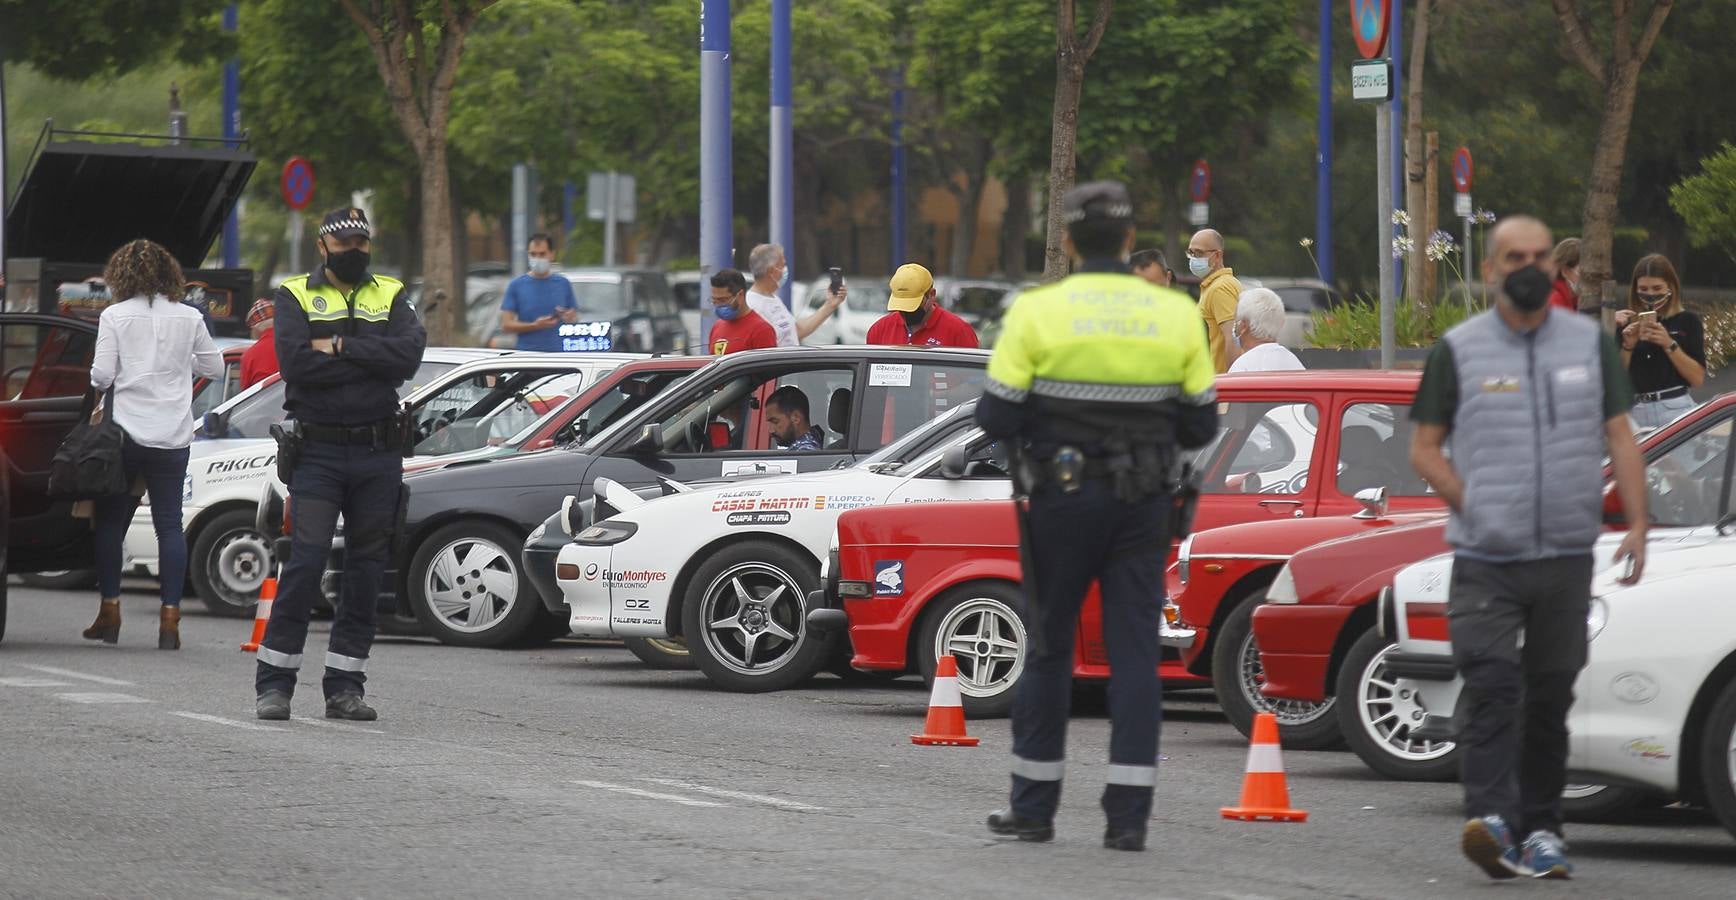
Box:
[1670,144,1736,265]
[0,0,230,80]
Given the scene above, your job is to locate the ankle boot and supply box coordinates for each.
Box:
[82,600,121,644]
[158,606,181,650]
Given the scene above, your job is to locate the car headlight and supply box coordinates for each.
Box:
[1586,596,1609,641]
[576,520,638,546]
[1265,564,1298,605]
[1176,534,1195,584]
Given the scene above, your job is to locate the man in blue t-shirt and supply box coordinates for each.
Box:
[499,233,577,351]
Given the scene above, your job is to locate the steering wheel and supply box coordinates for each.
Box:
[685,420,708,454]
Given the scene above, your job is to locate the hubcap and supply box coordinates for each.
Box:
[1356,641,1455,762]
[1561,783,1606,800]
[424,537,519,633]
[933,598,1025,698]
[1727,721,1736,797]
[212,529,274,600]
[643,637,689,657]
[1236,632,1335,726]
[700,563,806,676]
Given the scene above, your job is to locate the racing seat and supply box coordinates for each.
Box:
[826,387,852,450]
[1337,425,1406,496]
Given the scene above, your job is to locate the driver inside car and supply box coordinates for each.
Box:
[764,385,824,451]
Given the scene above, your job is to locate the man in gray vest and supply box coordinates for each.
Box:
[1409,215,1649,881]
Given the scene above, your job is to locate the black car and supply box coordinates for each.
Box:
[0,313,103,640]
[387,345,991,648]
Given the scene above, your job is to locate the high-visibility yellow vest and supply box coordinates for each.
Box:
[281,273,403,325]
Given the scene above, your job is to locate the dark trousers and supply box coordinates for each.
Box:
[256,441,402,699]
[93,438,191,605]
[1447,554,1592,837]
[1010,478,1170,831]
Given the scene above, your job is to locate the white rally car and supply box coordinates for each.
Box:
[556,402,1012,692]
[1372,518,1736,837]
[128,350,642,616]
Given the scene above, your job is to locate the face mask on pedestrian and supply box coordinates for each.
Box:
[901,299,929,331]
[777,263,791,291]
[713,298,740,321]
[1638,290,1671,312]
[1188,255,1211,278]
[528,257,552,276]
[1502,264,1554,313]
[323,242,371,284]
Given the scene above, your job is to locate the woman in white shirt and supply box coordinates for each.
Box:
[1227,288,1305,373]
[81,240,225,650]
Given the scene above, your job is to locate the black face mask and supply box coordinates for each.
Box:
[901,307,927,330]
[324,247,371,285]
[1503,265,1553,313]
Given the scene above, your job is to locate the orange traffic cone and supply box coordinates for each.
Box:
[240,576,276,652]
[1221,712,1307,822]
[912,655,979,747]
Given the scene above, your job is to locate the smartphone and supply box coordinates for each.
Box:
[1636,310,1657,319]
[828,267,844,293]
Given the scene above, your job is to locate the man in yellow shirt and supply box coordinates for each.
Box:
[1188,228,1242,372]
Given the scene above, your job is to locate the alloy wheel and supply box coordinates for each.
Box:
[933,597,1026,698]
[700,563,807,676]
[212,529,273,603]
[423,537,520,634]
[1353,641,1455,763]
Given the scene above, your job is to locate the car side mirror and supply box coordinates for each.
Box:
[1602,485,1624,525]
[203,411,227,438]
[939,445,969,480]
[1352,486,1389,519]
[628,423,663,455]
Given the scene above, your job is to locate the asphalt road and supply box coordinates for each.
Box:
[2,580,1731,900]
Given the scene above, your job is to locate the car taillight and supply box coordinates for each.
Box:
[838,581,871,599]
[556,563,581,580]
[1405,601,1449,641]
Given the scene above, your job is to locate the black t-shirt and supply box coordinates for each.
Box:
[1626,310,1704,394]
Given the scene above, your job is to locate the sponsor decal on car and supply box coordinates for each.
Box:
[815,494,876,511]
[1611,671,1660,704]
[874,560,904,596]
[1622,737,1672,762]
[727,511,793,527]
[581,563,668,586]
[712,496,813,513]
[723,460,798,477]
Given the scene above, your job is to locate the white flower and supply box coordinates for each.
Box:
[1425,230,1458,262]
[1392,236,1416,259]
[1474,208,1497,225]
[1299,237,1314,249]
[1391,209,1411,227]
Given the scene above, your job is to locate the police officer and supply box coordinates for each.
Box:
[255,207,427,722]
[975,182,1217,851]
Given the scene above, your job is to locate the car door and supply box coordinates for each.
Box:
[0,313,100,571]
[1190,393,1328,531]
[1318,393,1442,517]
[406,363,591,458]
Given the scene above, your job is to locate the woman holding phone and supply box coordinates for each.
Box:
[1615,254,1704,430]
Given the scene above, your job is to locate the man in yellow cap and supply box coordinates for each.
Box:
[867,263,979,347]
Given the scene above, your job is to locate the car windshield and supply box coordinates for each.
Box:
[211,359,461,440]
[568,278,630,319]
[859,402,978,471]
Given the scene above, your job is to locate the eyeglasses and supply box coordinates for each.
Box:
[1186,248,1215,259]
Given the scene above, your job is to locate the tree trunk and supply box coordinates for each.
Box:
[1041,57,1086,282]
[999,172,1031,278]
[419,140,460,345]
[950,146,990,277]
[1423,131,1440,304]
[1578,63,1642,315]
[1403,0,1436,309]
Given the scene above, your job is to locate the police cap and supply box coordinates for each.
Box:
[319,207,372,240]
[1062,181,1134,226]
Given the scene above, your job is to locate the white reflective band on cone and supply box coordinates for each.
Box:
[928,675,963,709]
[254,598,274,619]
[1010,756,1065,782]
[256,647,301,669]
[1245,743,1285,774]
[1104,764,1156,787]
[325,652,368,673]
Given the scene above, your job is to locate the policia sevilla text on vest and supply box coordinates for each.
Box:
[974,181,1218,852]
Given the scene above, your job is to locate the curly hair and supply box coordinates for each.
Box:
[103,239,185,304]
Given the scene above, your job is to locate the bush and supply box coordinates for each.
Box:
[1695,302,1736,372]
[1307,298,1476,350]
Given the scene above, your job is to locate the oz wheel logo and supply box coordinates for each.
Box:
[583,563,601,581]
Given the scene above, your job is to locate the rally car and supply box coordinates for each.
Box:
[554,402,1011,692]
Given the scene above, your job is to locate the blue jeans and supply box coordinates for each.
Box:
[93,438,191,605]
[1629,391,1696,432]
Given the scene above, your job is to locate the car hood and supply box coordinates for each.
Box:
[1186,510,1445,557]
[403,444,512,475]
[595,466,879,518]
[404,444,590,493]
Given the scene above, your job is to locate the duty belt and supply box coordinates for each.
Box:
[301,420,396,447]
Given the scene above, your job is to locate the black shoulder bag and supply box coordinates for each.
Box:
[48,386,130,500]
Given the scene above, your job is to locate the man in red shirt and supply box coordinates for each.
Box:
[239,298,280,388]
[708,268,778,355]
[866,263,979,348]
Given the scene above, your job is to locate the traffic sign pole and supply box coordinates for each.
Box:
[1377,104,1394,369]
[280,157,316,278]
[1351,0,1396,368]
[1189,160,1211,228]
[699,0,734,347]
[1453,146,1474,305]
[1315,0,1335,286]
[770,0,794,309]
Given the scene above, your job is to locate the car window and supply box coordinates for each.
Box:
[1198,401,1320,495]
[1336,402,1431,497]
[412,369,589,456]
[950,286,1009,319]
[1647,416,1734,527]
[567,369,693,445]
[672,280,701,313]
[855,362,985,452]
[639,276,679,318]
[567,279,631,319]
[1274,287,1328,315]
[219,359,459,439]
[190,358,244,420]
[649,366,857,455]
[913,430,1009,480]
[4,322,97,400]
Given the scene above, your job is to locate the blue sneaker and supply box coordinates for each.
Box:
[1460,815,1527,879]
[1522,830,1573,880]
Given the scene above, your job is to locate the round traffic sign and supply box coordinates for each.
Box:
[1190,159,1212,203]
[281,157,316,211]
[1350,0,1391,60]
[1452,147,1474,193]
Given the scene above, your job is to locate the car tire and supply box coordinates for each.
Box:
[1209,590,1342,750]
[190,508,275,618]
[1337,627,1460,781]
[624,636,697,670]
[681,539,831,693]
[917,582,1029,720]
[407,520,540,648]
[1559,783,1653,823]
[20,570,97,591]
[1698,677,1736,841]
[0,574,8,644]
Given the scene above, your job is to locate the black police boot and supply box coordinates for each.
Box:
[1103,826,1147,852]
[255,691,292,721]
[986,809,1054,842]
[325,693,378,721]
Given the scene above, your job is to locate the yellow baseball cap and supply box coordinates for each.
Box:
[886,263,934,312]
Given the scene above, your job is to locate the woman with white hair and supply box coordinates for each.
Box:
[1227,288,1304,373]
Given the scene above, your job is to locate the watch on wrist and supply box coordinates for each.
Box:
[1667,341,1679,353]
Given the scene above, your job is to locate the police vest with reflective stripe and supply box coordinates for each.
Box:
[282,273,403,325]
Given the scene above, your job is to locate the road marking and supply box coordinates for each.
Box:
[570,780,725,808]
[22,665,134,686]
[0,677,72,687]
[170,711,285,732]
[292,715,386,735]
[56,692,150,704]
[638,778,825,811]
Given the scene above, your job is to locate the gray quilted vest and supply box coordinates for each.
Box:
[1441,309,1608,562]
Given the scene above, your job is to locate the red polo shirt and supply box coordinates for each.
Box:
[239,328,279,389]
[865,306,979,348]
[709,310,778,355]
